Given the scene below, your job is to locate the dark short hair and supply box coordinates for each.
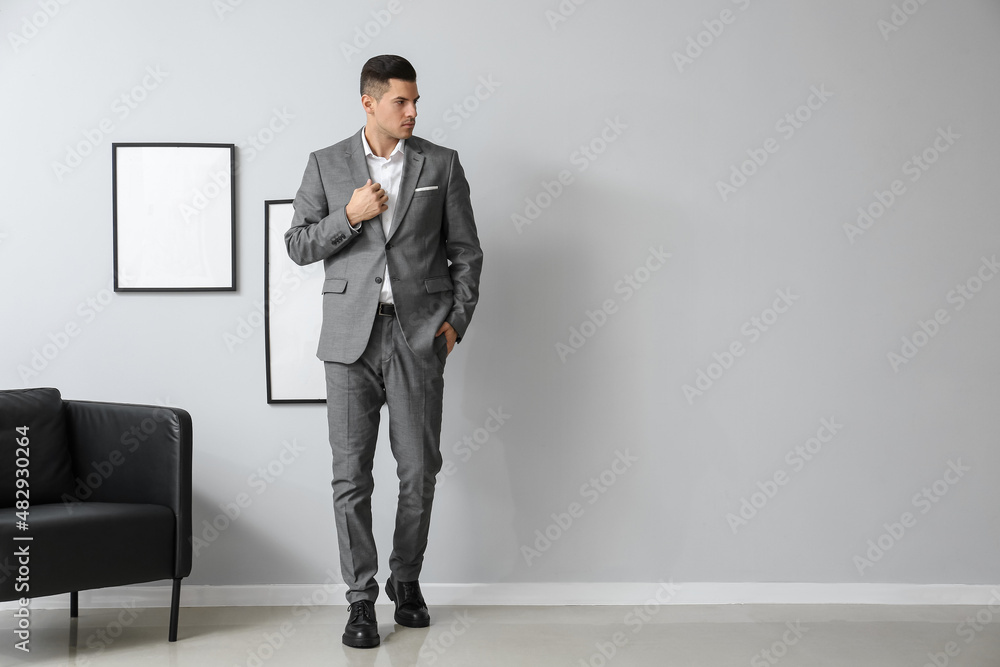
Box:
[360,55,417,100]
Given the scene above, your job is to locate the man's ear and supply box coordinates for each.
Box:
[361,94,375,115]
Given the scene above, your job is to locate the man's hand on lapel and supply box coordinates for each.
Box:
[435,322,457,355]
[346,178,388,226]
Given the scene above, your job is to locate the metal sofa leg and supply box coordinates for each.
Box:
[168,578,182,642]
[70,591,78,618]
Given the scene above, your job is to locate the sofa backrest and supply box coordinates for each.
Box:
[0,388,77,508]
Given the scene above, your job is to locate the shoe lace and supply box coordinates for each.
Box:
[400,581,424,605]
[348,601,373,622]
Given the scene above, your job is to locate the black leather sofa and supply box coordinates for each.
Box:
[0,387,192,641]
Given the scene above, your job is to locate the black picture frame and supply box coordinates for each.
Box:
[112,143,237,291]
[264,199,326,403]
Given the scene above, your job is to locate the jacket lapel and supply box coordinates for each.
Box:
[388,141,425,241]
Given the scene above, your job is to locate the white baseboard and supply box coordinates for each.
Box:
[5,582,1000,610]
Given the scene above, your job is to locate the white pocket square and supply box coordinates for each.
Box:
[414,185,438,192]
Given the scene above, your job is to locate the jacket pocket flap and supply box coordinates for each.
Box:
[323,278,348,294]
[424,276,453,293]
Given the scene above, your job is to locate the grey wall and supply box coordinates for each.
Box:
[2,0,999,591]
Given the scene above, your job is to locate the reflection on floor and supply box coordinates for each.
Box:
[2,603,999,666]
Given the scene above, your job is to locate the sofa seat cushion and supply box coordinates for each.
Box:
[0,388,76,507]
[0,502,176,601]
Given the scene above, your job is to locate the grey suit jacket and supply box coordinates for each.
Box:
[284,128,483,364]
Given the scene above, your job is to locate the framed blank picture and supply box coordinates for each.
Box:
[113,143,236,291]
[264,199,326,403]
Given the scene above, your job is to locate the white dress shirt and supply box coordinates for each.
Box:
[360,131,405,304]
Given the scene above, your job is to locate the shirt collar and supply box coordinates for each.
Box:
[361,129,405,160]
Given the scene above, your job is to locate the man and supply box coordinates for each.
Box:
[284,55,483,649]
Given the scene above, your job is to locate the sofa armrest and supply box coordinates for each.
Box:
[63,399,192,578]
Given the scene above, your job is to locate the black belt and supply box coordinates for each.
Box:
[377,302,395,317]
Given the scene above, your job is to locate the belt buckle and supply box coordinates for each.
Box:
[378,302,394,317]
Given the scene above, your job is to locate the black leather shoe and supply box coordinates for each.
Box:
[342,600,379,648]
[385,576,430,628]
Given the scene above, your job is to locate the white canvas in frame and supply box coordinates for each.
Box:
[264,200,326,403]
[113,143,236,290]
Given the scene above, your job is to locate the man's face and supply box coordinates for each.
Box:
[365,78,419,142]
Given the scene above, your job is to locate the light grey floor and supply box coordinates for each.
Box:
[2,604,999,666]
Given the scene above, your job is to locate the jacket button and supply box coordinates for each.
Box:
[375,277,382,284]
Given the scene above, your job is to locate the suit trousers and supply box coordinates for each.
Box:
[324,312,447,603]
